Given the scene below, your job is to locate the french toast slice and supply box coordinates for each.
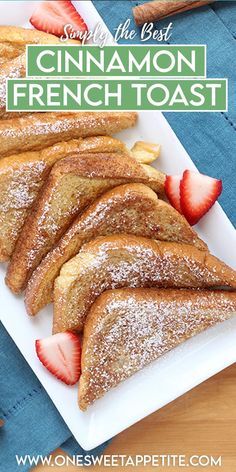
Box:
[79,288,236,410]
[0,26,79,117]
[0,54,25,118]
[0,25,80,47]
[6,154,165,293]
[0,43,24,66]
[25,183,207,316]
[53,235,236,334]
[0,29,67,66]
[0,136,128,262]
[0,112,137,157]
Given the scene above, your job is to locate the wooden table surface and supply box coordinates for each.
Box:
[35,363,236,471]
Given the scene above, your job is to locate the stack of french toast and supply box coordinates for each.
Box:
[1,26,236,412]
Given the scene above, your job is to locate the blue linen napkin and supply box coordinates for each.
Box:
[1,2,236,471]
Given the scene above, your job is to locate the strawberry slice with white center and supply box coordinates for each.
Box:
[36,332,81,385]
[30,1,88,38]
[180,170,222,226]
[164,174,182,213]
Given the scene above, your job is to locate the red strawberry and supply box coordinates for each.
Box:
[36,332,81,385]
[30,1,88,38]
[165,174,182,213]
[180,170,222,226]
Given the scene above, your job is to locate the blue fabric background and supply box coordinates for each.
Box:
[1,2,236,470]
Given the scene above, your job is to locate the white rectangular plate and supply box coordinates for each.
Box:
[0,0,236,451]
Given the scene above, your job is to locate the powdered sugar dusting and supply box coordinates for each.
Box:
[0,160,47,256]
[55,237,236,333]
[0,114,134,154]
[0,161,46,210]
[81,290,236,406]
[0,59,23,109]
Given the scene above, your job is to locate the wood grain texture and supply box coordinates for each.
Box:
[133,0,214,26]
[35,364,236,471]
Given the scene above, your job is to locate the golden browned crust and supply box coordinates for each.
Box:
[52,235,236,334]
[0,54,25,113]
[6,154,165,294]
[0,136,128,262]
[0,25,80,45]
[0,26,80,116]
[0,42,24,65]
[0,112,137,157]
[79,288,236,410]
[25,183,206,316]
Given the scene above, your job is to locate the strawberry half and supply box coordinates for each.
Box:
[36,332,81,385]
[165,174,182,213]
[30,1,88,38]
[180,170,222,226]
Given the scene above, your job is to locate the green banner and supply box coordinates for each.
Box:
[7,79,227,112]
[27,45,206,78]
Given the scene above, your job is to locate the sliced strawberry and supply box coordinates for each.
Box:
[36,332,81,385]
[165,174,182,213]
[180,170,222,226]
[30,1,88,38]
